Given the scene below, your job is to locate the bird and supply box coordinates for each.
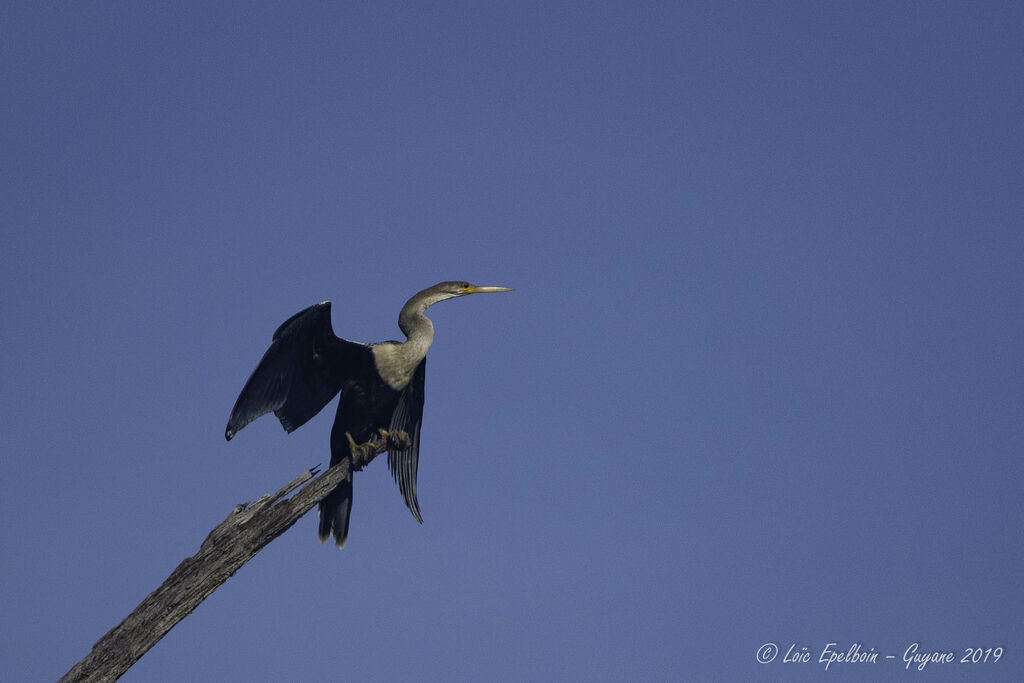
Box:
[225,281,512,547]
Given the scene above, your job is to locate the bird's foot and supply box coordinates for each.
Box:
[378,428,411,451]
[345,432,377,471]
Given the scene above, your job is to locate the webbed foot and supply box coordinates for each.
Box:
[378,428,411,451]
[345,432,376,470]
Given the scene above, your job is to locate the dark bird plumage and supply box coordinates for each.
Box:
[225,281,511,547]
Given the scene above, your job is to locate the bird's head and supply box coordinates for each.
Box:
[425,281,514,303]
[452,281,514,297]
[401,281,512,319]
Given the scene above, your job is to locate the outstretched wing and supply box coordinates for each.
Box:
[388,358,426,522]
[225,302,371,441]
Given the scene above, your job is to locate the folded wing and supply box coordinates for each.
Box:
[388,358,426,522]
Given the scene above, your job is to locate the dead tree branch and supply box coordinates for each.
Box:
[59,431,405,683]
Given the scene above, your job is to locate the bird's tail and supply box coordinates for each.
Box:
[318,472,353,548]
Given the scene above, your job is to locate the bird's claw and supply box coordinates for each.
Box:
[345,432,376,471]
[344,430,412,471]
[378,428,411,451]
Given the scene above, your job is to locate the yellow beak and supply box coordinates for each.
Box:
[466,285,514,294]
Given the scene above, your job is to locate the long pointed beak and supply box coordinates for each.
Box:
[467,285,514,294]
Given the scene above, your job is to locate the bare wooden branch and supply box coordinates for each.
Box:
[59,431,402,683]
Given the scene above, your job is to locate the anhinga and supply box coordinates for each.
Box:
[225,281,512,547]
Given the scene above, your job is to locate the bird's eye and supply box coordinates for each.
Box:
[461,282,471,290]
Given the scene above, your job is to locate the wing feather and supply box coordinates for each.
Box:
[388,358,426,522]
[225,302,370,440]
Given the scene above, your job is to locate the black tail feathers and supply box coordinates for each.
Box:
[318,473,353,548]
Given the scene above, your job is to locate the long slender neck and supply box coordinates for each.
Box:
[397,303,434,359]
[396,288,457,359]
[373,285,458,390]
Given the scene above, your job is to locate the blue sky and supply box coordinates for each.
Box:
[2,2,1022,681]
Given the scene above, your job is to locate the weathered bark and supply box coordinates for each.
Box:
[59,431,402,683]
